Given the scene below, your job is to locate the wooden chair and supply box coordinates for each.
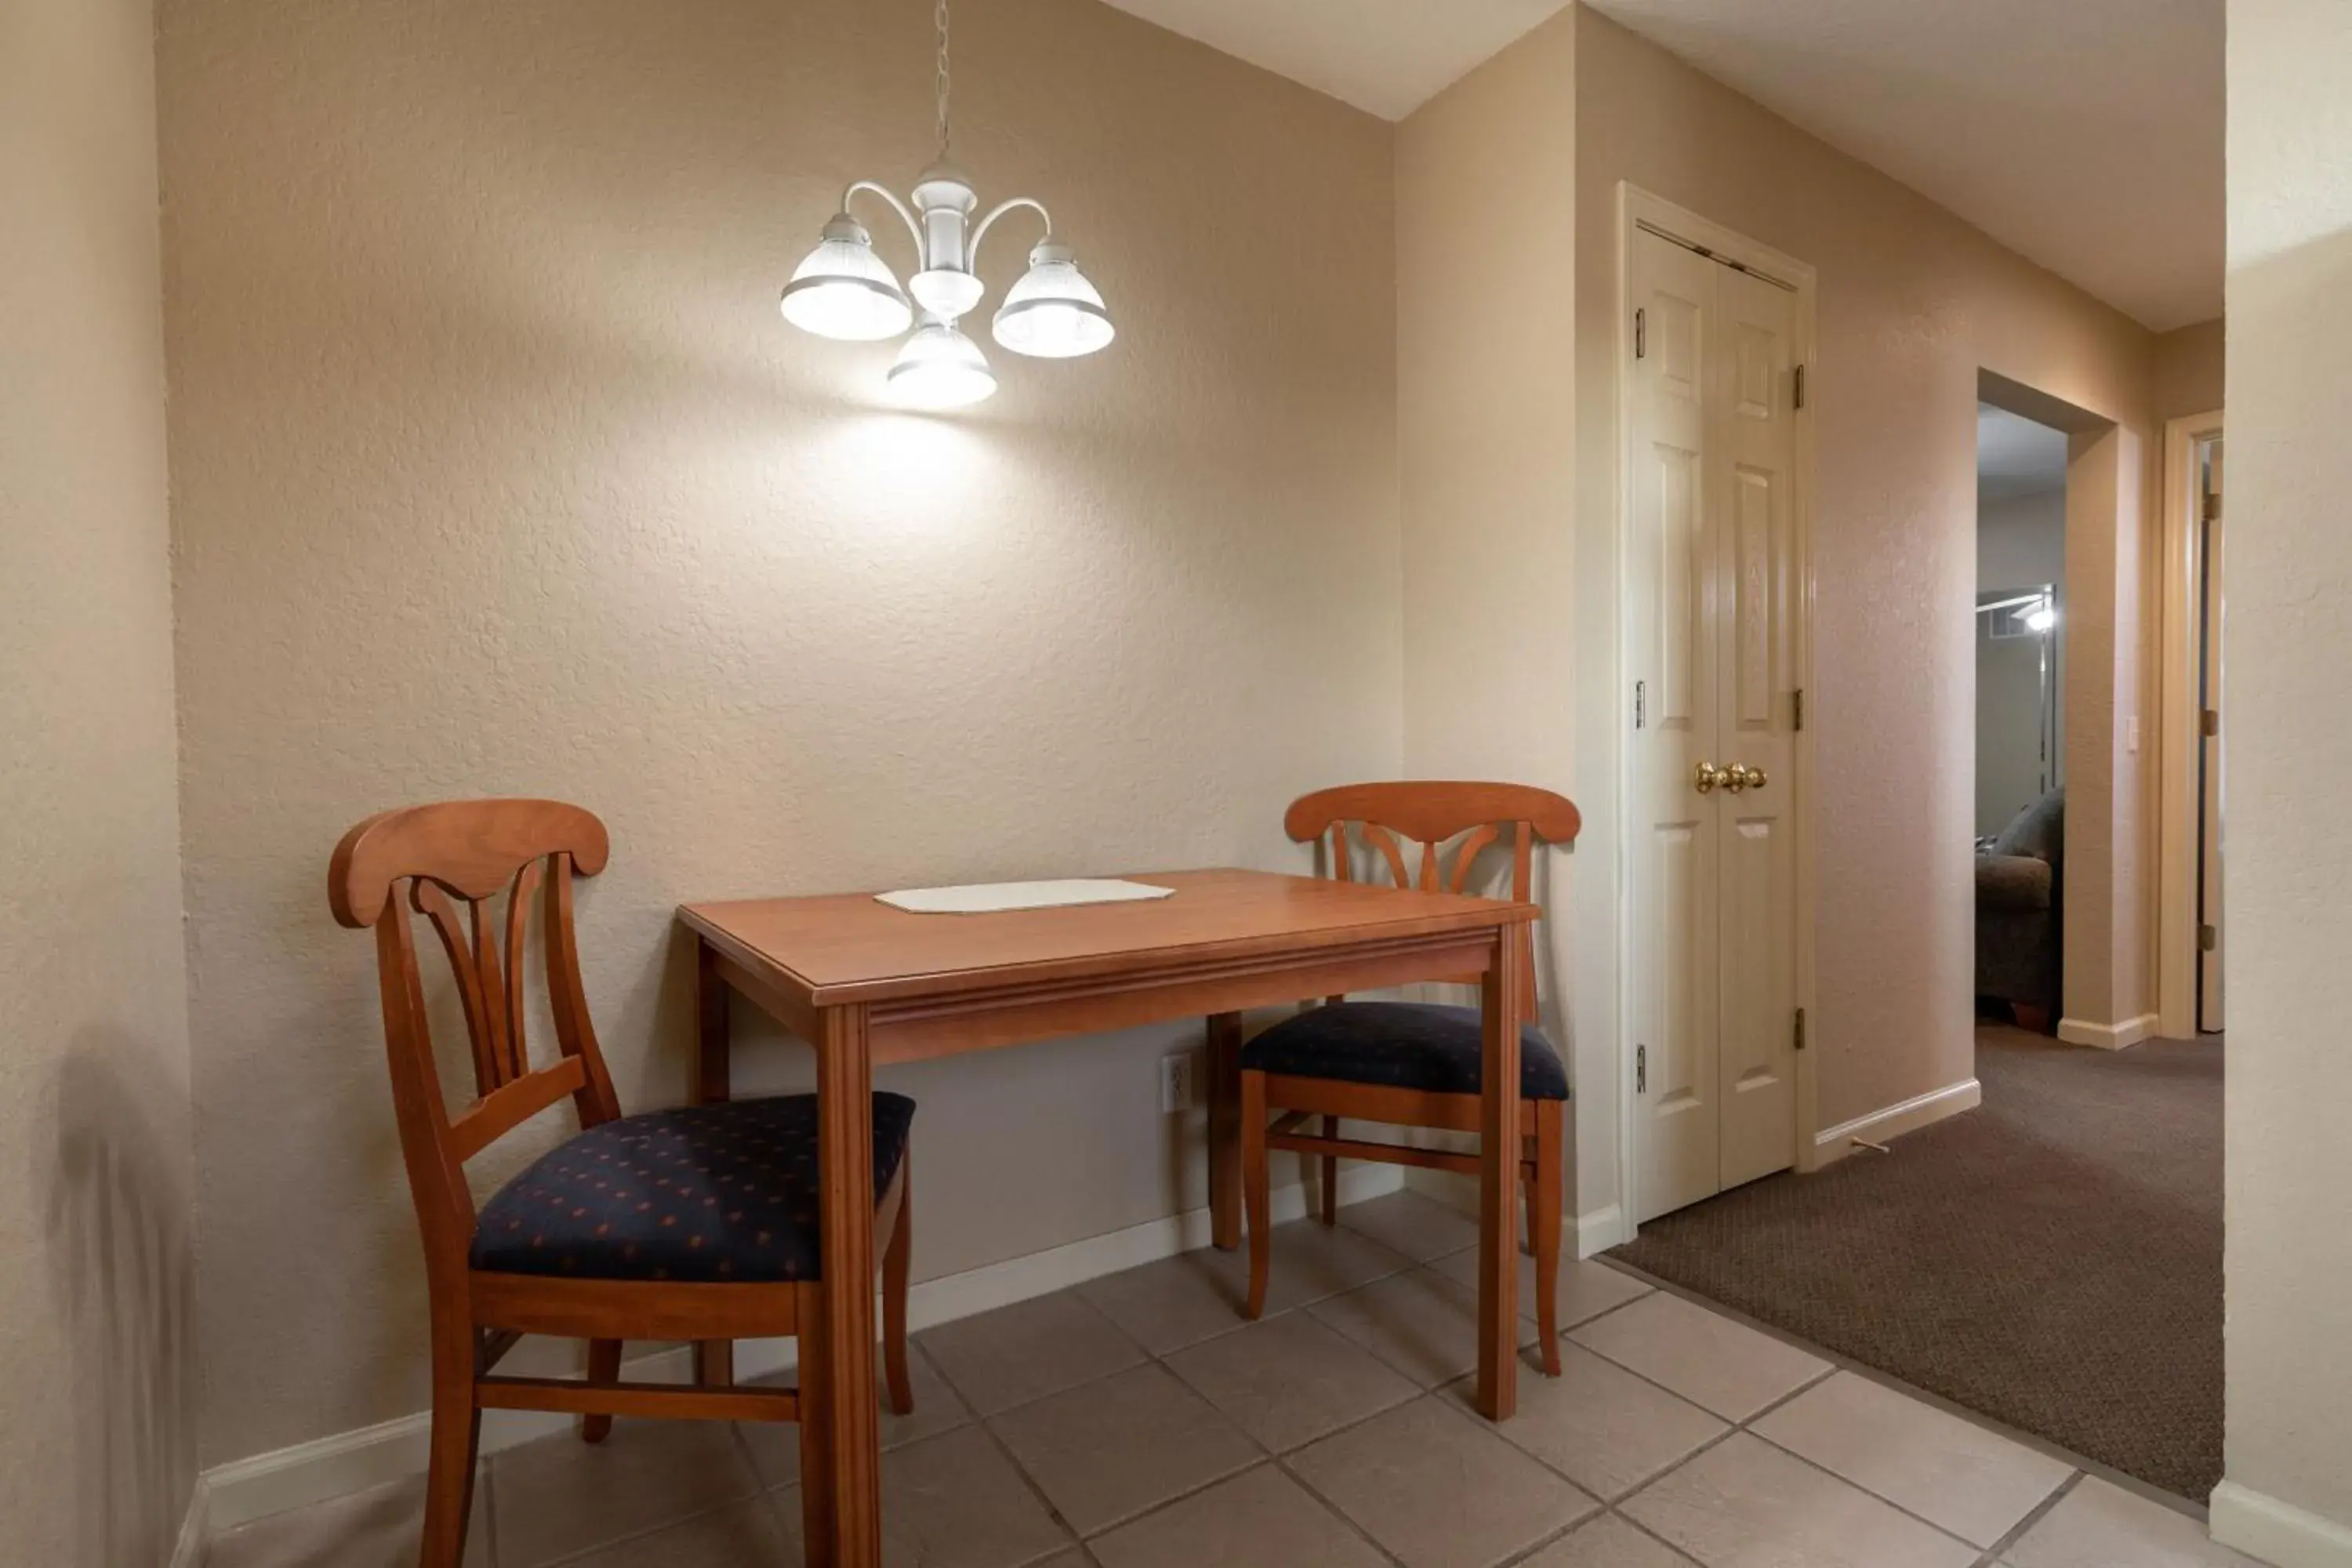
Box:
[329,799,915,1567]
[1240,782,1581,1374]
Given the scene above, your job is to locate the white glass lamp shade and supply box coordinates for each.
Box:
[993,240,1114,359]
[887,319,997,409]
[781,215,913,342]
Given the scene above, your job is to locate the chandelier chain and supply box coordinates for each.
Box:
[935,0,952,157]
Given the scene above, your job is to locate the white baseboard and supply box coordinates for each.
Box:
[1809,1077,1981,1167]
[2212,1479,2352,1566]
[169,1479,209,1568]
[199,1165,1402,1538]
[1392,1171,1619,1258]
[2057,1012,2158,1051]
[1570,1203,1628,1257]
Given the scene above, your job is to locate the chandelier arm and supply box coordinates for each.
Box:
[967,196,1052,270]
[842,180,926,256]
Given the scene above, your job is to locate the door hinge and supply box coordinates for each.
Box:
[2202,707,2220,738]
[1636,1044,1647,1094]
[2204,489,2222,523]
[1794,1007,1807,1052]
[1635,679,1647,730]
[1634,307,1646,360]
[2200,924,2218,953]
[1793,688,1806,732]
[1793,364,1806,410]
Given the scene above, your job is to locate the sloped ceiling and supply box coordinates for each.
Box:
[1099,0,2223,332]
[1579,0,2222,330]
[1091,0,1570,121]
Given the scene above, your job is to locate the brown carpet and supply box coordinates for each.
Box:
[1610,1024,2223,1500]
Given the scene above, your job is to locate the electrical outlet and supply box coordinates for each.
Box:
[1159,1050,1196,1114]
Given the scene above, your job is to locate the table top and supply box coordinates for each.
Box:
[678,867,1534,1007]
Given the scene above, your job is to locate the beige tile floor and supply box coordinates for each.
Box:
[206,1190,2270,1568]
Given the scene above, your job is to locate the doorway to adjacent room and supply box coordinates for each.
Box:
[1973,403,2068,1034]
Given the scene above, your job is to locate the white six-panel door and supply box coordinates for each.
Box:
[1628,224,1804,1223]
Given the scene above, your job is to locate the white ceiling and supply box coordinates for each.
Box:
[1977,404,2068,503]
[1098,0,2223,332]
[1093,0,1570,122]
[1584,0,2223,330]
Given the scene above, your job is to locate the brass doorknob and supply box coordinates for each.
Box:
[1694,762,1727,794]
[1726,763,1768,792]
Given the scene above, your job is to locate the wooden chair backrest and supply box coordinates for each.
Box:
[1283,782,1582,1018]
[330,799,624,1272]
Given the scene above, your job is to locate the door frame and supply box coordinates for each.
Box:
[1611,183,1822,1238]
[2157,408,2224,1039]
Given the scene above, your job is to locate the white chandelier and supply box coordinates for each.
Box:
[780,0,1115,409]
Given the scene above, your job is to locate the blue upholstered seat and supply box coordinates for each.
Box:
[471,1093,916,1284]
[1241,1001,1570,1101]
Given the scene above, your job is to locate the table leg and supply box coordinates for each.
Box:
[1475,930,1526,1421]
[808,1003,883,1568]
[1205,1013,1243,1250]
[692,937,735,1388]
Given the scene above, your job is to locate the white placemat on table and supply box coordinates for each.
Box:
[875,878,1177,915]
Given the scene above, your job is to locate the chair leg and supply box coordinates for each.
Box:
[1242,1069,1271,1319]
[884,1156,914,1417]
[1532,1099,1563,1376]
[582,1340,621,1443]
[1319,1115,1339,1225]
[419,1319,481,1568]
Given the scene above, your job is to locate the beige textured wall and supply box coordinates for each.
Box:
[2058,425,2149,1038]
[0,0,198,1560]
[2217,0,2352,1546]
[2154,317,2226,420]
[1396,11,1579,1033]
[1570,7,2161,1158]
[158,0,1400,1466]
[1976,491,2067,593]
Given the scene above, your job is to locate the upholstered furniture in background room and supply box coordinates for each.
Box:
[1239,782,1580,1374]
[329,800,915,1568]
[1976,786,2064,1031]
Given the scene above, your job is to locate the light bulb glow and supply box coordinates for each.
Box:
[2024,604,2057,632]
[909,267,987,321]
[886,320,997,410]
[781,217,913,342]
[993,242,1115,359]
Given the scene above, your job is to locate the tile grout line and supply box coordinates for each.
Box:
[514,1403,788,1568]
[1094,1224,1408,1566]
[1240,1218,1611,1567]
[1602,1250,2214,1523]
[929,1233,1421,1425]
[1979,1468,2087,1565]
[1609,1504,1708,1566]
[1051,1213,1468,1568]
[504,1198,2093,1568]
[1007,1214,1644,1566]
[1505,1293,2052,1558]
[511,1210,1479,1566]
[1267,1448,1415,1568]
[1558,1289,2092,1553]
[1734,1405,2018,1557]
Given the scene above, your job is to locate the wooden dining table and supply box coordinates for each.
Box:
[677,866,1537,1568]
